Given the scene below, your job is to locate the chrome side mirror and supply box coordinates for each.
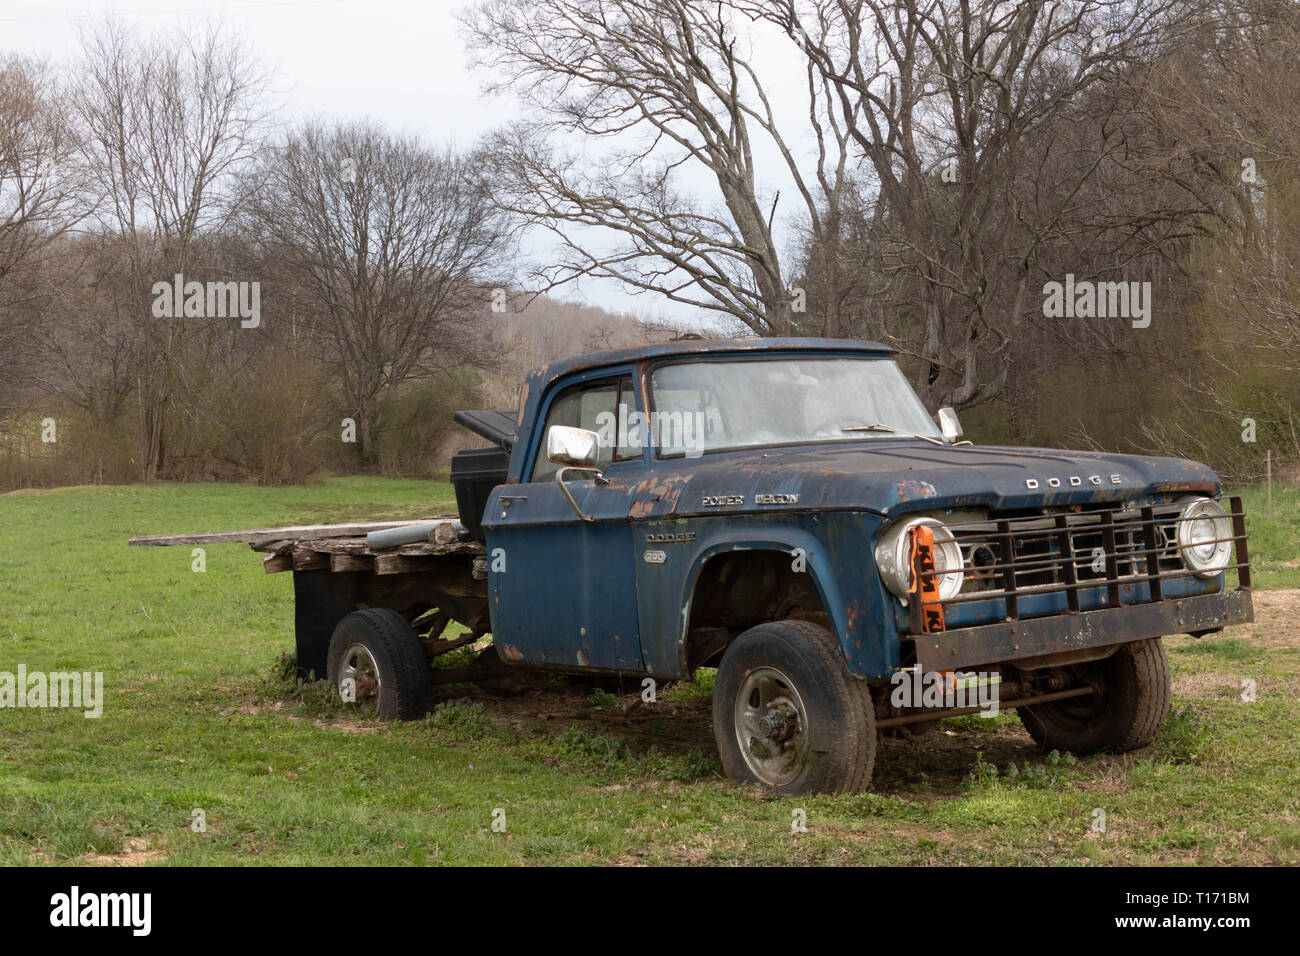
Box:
[546,425,606,522]
[937,406,963,443]
[547,425,601,469]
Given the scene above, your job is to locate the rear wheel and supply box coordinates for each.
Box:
[713,619,876,795]
[1018,638,1170,754]
[327,609,432,720]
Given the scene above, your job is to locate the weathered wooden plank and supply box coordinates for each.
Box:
[292,549,330,571]
[249,536,484,558]
[260,537,371,556]
[330,554,373,573]
[374,553,433,575]
[395,540,476,556]
[129,517,457,548]
[263,552,293,574]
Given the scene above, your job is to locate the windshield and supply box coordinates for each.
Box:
[649,356,943,456]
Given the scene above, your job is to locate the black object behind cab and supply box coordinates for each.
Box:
[450,409,516,541]
[451,447,509,541]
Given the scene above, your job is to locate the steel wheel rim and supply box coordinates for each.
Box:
[1039,662,1110,731]
[339,643,382,712]
[733,666,810,787]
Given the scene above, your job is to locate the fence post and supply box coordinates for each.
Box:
[1266,449,1272,517]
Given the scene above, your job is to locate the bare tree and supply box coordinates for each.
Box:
[69,20,268,479]
[746,0,1199,408]
[240,121,512,464]
[1118,0,1300,475]
[462,0,859,334]
[1152,0,1300,354]
[0,54,88,415]
[25,234,152,483]
[0,55,85,286]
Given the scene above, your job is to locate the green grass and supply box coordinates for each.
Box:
[0,478,1297,865]
[1230,483,1300,589]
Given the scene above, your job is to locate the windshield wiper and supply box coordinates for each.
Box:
[841,423,946,446]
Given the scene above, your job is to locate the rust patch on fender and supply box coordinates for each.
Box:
[1154,480,1215,495]
[629,475,685,518]
[845,599,862,631]
[500,643,525,661]
[896,479,937,500]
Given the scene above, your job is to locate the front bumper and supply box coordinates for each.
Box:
[912,587,1254,671]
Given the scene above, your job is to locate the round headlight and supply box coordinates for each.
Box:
[1176,497,1232,578]
[875,517,965,603]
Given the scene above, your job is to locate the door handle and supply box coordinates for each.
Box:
[498,495,527,519]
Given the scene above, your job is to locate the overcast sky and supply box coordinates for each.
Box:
[3,0,813,331]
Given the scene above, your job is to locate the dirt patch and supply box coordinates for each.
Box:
[1167,589,1299,698]
[85,837,167,867]
[227,700,283,716]
[1171,671,1243,699]
[1225,588,1300,650]
[871,726,1038,796]
[315,718,382,733]
[431,679,717,757]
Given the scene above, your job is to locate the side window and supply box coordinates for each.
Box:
[531,376,638,482]
[612,378,644,462]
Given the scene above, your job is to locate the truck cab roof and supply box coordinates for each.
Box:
[454,337,896,456]
[529,336,894,387]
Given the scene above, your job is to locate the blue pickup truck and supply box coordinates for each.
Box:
[140,337,1254,795]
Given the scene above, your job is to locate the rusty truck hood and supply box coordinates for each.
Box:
[625,441,1220,519]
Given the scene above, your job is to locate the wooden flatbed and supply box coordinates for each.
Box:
[130,518,491,679]
[129,516,486,576]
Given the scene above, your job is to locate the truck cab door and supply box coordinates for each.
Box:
[482,369,646,672]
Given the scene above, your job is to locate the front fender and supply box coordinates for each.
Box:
[632,512,896,680]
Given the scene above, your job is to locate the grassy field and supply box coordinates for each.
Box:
[1233,482,1300,589]
[0,478,1297,865]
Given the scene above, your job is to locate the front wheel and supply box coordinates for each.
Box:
[712,619,877,795]
[1018,638,1170,754]
[326,609,432,720]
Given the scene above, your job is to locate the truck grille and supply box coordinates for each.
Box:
[906,496,1250,633]
[955,505,1185,591]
